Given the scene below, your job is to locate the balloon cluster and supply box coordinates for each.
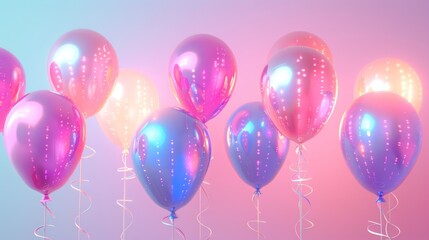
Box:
[340,58,423,199]
[3,29,119,200]
[132,34,237,217]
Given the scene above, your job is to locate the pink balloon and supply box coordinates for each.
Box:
[169,34,237,123]
[3,90,86,197]
[48,29,119,117]
[262,47,338,144]
[268,31,333,63]
[0,48,26,132]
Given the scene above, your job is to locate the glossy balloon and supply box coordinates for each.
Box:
[259,65,268,97]
[355,58,422,111]
[97,69,159,150]
[268,31,333,63]
[169,34,237,123]
[340,92,421,195]
[132,108,211,212]
[48,29,119,117]
[226,102,289,190]
[3,90,86,196]
[262,47,337,144]
[0,48,26,132]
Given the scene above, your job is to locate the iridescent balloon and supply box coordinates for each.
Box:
[355,58,422,111]
[268,31,333,63]
[169,34,237,123]
[259,65,268,97]
[262,47,337,144]
[48,29,119,117]
[340,92,421,196]
[0,48,26,132]
[3,90,86,197]
[226,102,289,190]
[132,107,211,213]
[97,69,159,150]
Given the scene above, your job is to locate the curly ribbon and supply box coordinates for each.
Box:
[247,187,267,239]
[116,149,135,240]
[197,181,213,240]
[70,145,95,240]
[162,209,186,240]
[289,144,314,240]
[368,192,401,240]
[34,194,55,239]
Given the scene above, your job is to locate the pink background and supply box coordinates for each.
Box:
[0,1,428,239]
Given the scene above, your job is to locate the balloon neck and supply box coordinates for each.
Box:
[41,194,51,204]
[122,149,129,156]
[254,185,262,196]
[376,191,385,203]
[295,144,305,155]
[169,207,178,221]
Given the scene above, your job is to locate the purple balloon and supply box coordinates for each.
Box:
[340,92,421,196]
[132,107,211,214]
[3,90,86,197]
[169,34,237,123]
[226,102,289,190]
[0,48,26,132]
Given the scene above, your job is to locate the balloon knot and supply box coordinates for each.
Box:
[169,208,178,221]
[41,194,51,204]
[254,185,262,196]
[376,191,385,203]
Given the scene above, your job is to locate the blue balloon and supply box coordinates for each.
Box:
[132,107,211,214]
[340,92,421,197]
[226,102,289,190]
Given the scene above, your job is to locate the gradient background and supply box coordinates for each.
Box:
[0,1,428,239]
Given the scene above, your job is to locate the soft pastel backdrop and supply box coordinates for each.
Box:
[0,1,428,239]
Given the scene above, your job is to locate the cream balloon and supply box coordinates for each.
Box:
[355,58,422,111]
[97,69,159,150]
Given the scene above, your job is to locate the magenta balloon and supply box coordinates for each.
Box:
[262,47,337,144]
[0,48,26,132]
[3,90,86,197]
[340,92,421,196]
[48,29,119,117]
[169,34,237,123]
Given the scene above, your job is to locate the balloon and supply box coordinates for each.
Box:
[48,29,119,117]
[97,69,159,150]
[340,92,421,196]
[268,31,333,63]
[169,34,237,123]
[226,102,289,190]
[0,48,26,132]
[262,47,338,144]
[3,90,86,197]
[132,107,211,213]
[355,58,422,111]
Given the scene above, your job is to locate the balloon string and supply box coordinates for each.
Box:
[384,192,400,239]
[34,195,55,239]
[162,210,186,240]
[197,181,213,240]
[70,145,95,240]
[116,150,135,240]
[289,144,314,240]
[369,193,401,239]
[246,188,267,239]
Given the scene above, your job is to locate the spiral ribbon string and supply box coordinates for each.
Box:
[246,188,267,240]
[34,195,55,239]
[116,149,136,240]
[161,210,186,240]
[368,192,401,240]
[70,145,96,240]
[289,144,314,240]
[197,181,213,240]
